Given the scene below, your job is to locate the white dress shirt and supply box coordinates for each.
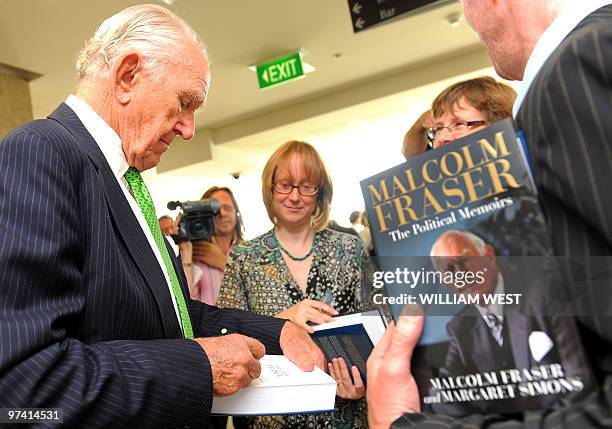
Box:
[475,273,505,345]
[475,272,505,322]
[65,95,181,325]
[513,0,612,116]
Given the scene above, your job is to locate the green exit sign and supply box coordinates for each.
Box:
[256,52,304,89]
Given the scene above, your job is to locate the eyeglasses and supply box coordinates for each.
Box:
[427,120,487,142]
[273,183,319,196]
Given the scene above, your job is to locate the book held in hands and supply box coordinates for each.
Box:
[310,308,387,385]
[211,355,336,416]
[360,119,594,416]
[211,309,387,416]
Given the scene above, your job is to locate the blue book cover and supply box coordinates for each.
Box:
[311,324,373,386]
[360,119,594,416]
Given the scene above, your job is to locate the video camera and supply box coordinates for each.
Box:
[167,199,220,244]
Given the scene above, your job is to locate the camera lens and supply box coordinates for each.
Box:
[189,219,211,239]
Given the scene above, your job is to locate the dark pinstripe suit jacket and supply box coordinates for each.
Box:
[393,5,612,428]
[0,103,286,428]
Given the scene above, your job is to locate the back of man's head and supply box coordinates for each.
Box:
[349,211,362,225]
[158,215,173,236]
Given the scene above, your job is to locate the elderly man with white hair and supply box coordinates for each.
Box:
[367,0,612,427]
[0,5,323,428]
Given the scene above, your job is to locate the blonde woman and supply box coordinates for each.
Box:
[217,141,370,428]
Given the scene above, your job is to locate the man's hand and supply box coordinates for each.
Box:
[192,240,227,270]
[279,321,325,371]
[367,310,424,429]
[276,299,338,333]
[195,334,265,397]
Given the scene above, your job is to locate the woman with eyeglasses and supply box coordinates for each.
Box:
[217,140,370,429]
[402,77,516,159]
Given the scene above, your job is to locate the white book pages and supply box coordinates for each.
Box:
[211,355,337,416]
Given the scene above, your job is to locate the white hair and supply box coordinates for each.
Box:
[431,229,486,257]
[76,4,208,83]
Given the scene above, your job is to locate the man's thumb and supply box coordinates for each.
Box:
[390,305,424,357]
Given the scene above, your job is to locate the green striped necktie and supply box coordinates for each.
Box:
[123,167,194,339]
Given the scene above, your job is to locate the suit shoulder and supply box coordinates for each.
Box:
[3,117,88,179]
[555,8,612,58]
[1,118,86,168]
[578,5,612,32]
[2,118,78,152]
[3,119,58,143]
[519,10,612,118]
[446,306,478,333]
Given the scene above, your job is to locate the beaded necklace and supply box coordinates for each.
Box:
[273,230,319,261]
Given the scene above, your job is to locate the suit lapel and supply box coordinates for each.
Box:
[48,104,182,338]
[96,166,182,338]
[501,269,531,369]
[505,304,530,369]
[167,237,193,307]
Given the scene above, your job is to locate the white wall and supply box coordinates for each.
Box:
[148,67,520,240]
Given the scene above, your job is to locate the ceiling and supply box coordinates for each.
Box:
[0,0,503,232]
[0,0,484,131]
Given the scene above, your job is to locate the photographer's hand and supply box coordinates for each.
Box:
[171,214,181,235]
[192,240,227,271]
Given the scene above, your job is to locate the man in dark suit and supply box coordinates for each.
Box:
[367,1,612,428]
[0,5,323,428]
[429,230,590,416]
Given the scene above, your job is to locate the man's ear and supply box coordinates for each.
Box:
[114,52,141,105]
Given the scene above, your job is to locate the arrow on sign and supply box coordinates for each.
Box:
[352,2,362,14]
[261,70,269,83]
[354,17,365,29]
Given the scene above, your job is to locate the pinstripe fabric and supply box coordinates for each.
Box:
[124,167,194,338]
[392,5,612,428]
[0,103,286,428]
[518,5,612,258]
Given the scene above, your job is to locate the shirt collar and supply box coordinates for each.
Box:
[476,272,505,318]
[65,94,129,180]
[513,0,612,116]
